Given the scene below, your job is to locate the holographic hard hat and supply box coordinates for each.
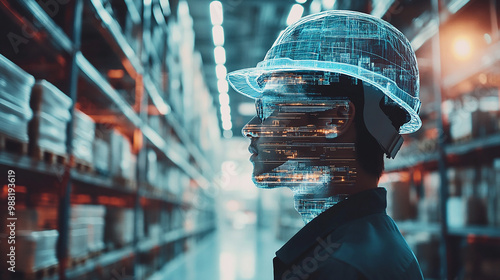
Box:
[227,10,421,133]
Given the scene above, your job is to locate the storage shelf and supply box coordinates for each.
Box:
[87,0,143,75]
[137,223,215,253]
[76,52,141,126]
[76,52,210,188]
[71,171,137,195]
[445,133,500,156]
[83,0,213,179]
[66,246,135,279]
[165,113,214,176]
[396,221,441,234]
[0,152,65,178]
[386,133,500,172]
[385,152,439,172]
[86,0,212,179]
[144,74,171,115]
[448,226,500,238]
[143,75,213,178]
[17,0,73,52]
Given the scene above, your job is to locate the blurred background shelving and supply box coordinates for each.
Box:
[0,0,499,280]
[0,0,218,279]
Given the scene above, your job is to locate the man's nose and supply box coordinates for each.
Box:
[241,116,261,138]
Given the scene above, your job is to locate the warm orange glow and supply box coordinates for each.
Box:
[133,128,143,154]
[452,37,472,60]
[108,69,125,79]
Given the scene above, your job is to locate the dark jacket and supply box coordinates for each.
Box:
[273,188,424,280]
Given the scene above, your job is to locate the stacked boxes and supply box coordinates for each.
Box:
[0,54,34,143]
[71,205,106,256]
[0,207,59,273]
[93,126,136,187]
[29,80,72,156]
[419,172,441,223]
[15,230,59,272]
[110,130,134,182]
[445,88,500,143]
[105,207,134,248]
[93,137,111,175]
[73,109,96,164]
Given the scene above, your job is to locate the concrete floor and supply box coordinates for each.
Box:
[161,226,285,280]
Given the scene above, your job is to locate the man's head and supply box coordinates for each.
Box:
[228,10,420,195]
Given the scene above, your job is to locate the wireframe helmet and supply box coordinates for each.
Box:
[228,10,421,157]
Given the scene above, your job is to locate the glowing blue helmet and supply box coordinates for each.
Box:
[228,10,421,134]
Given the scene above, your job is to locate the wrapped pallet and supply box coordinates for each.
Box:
[93,137,110,175]
[73,110,96,164]
[0,54,34,146]
[29,80,72,157]
[105,207,134,248]
[110,130,136,185]
[15,230,59,272]
[71,205,106,255]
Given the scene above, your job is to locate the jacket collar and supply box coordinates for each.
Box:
[275,187,388,265]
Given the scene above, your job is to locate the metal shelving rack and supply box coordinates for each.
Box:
[382,1,500,279]
[0,0,217,279]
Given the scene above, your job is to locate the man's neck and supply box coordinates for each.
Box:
[291,170,379,224]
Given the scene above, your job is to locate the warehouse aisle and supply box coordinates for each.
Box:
[163,227,285,280]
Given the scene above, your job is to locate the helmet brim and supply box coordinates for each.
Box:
[227,59,422,134]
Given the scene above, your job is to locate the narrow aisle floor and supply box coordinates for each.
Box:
[162,226,286,280]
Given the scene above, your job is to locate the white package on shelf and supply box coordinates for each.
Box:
[73,109,96,163]
[110,130,132,179]
[71,205,106,254]
[69,222,89,258]
[0,54,34,142]
[16,230,58,272]
[147,149,158,186]
[93,138,110,175]
[31,80,72,155]
[105,208,134,247]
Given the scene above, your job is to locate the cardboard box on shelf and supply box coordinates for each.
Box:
[29,80,72,157]
[71,205,106,254]
[14,230,59,272]
[93,137,110,175]
[0,54,35,144]
[73,110,96,164]
[104,207,134,248]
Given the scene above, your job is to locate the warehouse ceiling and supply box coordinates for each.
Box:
[185,0,462,137]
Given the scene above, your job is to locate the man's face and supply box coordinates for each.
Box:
[242,98,356,188]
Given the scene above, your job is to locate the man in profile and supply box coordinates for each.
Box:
[227,10,424,280]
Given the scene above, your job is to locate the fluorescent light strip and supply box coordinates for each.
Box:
[214,46,226,64]
[218,79,229,93]
[212,25,225,46]
[286,4,304,26]
[210,1,223,25]
[219,92,230,106]
[448,0,470,14]
[210,1,231,135]
[322,0,336,10]
[216,64,227,80]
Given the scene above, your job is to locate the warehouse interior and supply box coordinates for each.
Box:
[0,0,499,279]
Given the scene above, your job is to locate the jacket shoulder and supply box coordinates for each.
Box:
[324,213,423,280]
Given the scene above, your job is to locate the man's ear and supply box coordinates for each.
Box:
[344,100,356,130]
[325,100,355,139]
